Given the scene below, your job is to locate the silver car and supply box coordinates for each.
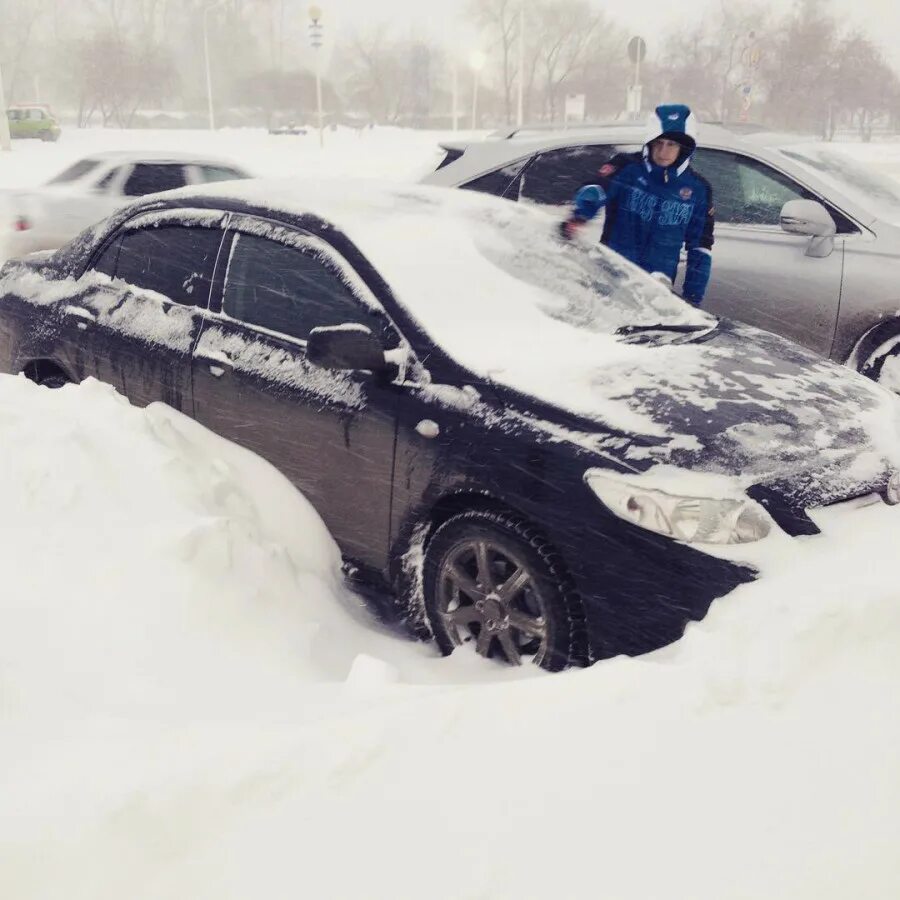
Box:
[3,150,251,261]
[422,124,900,390]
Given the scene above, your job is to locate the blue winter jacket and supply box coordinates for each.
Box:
[573,157,714,303]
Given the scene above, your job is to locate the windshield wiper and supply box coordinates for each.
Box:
[615,322,714,336]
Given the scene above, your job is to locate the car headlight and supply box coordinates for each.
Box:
[584,469,772,544]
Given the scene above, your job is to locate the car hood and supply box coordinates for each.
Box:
[487,319,900,510]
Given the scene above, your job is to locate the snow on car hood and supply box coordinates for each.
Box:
[574,320,900,504]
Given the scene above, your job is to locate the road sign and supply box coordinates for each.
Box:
[627,36,647,64]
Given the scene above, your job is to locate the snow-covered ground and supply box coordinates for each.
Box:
[1,128,900,899]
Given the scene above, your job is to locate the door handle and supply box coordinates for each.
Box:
[194,352,233,378]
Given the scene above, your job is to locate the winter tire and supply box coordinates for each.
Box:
[860,342,900,392]
[423,510,586,671]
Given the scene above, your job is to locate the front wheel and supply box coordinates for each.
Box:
[423,510,585,671]
[860,339,900,392]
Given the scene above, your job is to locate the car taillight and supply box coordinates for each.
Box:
[13,216,31,232]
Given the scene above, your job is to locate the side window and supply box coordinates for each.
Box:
[519,145,635,207]
[29,109,45,121]
[197,165,246,183]
[95,167,122,192]
[692,148,853,231]
[461,159,529,199]
[123,164,188,197]
[112,225,224,306]
[92,236,121,277]
[222,233,386,342]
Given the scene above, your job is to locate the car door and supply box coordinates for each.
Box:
[191,221,401,573]
[687,148,851,356]
[57,210,226,413]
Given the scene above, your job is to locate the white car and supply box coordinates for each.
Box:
[3,150,251,259]
[422,124,900,389]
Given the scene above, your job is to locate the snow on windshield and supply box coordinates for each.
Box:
[780,145,900,225]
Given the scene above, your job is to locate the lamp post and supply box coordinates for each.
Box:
[469,51,486,131]
[517,3,525,128]
[452,61,459,132]
[202,0,224,131]
[0,58,11,152]
[308,6,324,148]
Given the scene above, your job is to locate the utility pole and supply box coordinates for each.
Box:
[517,3,525,127]
[308,6,324,148]
[452,62,459,131]
[0,58,11,152]
[470,51,486,131]
[203,2,216,130]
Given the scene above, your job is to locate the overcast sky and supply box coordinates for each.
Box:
[328,0,900,68]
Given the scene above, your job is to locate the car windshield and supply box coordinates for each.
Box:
[46,159,102,185]
[349,189,712,420]
[468,206,709,335]
[779,145,900,226]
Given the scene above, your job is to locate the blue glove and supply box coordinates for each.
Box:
[573,184,608,221]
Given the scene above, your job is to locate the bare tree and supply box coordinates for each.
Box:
[468,0,521,125]
[0,0,49,100]
[532,0,603,123]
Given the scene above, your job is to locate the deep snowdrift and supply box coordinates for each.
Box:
[1,374,898,900]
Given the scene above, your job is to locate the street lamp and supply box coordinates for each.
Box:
[0,57,11,151]
[517,3,525,128]
[469,50,486,131]
[202,0,226,131]
[308,6,324,148]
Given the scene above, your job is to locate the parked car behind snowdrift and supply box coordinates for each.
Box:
[2,179,900,670]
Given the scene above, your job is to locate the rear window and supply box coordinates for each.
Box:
[47,159,102,185]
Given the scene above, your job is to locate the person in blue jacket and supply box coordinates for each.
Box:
[560,104,715,305]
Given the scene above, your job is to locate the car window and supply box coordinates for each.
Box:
[519,144,636,207]
[92,236,121,278]
[47,159,102,185]
[691,148,853,230]
[111,225,224,307]
[95,167,121,192]
[122,164,188,197]
[222,233,386,342]
[197,165,245,183]
[461,159,529,199]
[28,109,45,121]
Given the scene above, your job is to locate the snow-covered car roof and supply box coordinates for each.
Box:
[83,149,246,166]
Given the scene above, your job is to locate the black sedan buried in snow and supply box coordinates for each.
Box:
[2,180,900,670]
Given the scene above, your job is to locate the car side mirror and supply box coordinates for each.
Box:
[307,324,389,372]
[780,199,836,258]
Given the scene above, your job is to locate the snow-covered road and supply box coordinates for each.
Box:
[1,128,899,899]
